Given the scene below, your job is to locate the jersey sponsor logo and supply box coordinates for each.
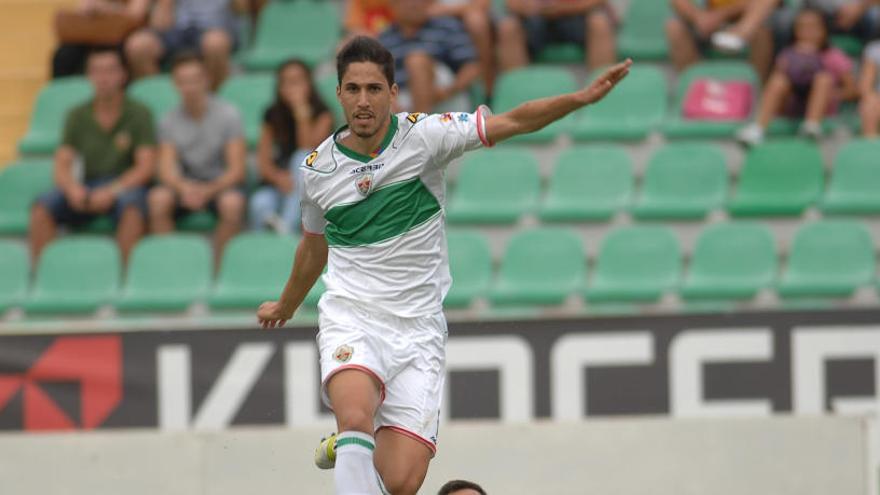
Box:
[333,345,354,363]
[348,163,384,176]
[355,172,374,196]
[440,112,453,123]
[306,151,319,167]
[457,113,469,122]
[406,112,423,124]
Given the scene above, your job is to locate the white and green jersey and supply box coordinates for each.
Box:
[300,110,491,317]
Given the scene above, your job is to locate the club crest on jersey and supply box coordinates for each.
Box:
[334,345,353,363]
[355,172,373,196]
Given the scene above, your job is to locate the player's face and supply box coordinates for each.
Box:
[86,53,126,98]
[338,62,398,139]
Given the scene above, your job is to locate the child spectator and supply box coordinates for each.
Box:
[737,8,857,146]
[858,40,880,137]
[249,60,333,234]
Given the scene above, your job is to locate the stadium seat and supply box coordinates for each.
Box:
[209,233,297,309]
[663,61,758,139]
[241,0,339,71]
[0,159,53,234]
[618,0,671,60]
[572,65,667,140]
[446,149,540,224]
[587,226,681,302]
[219,73,274,148]
[535,44,584,64]
[176,211,217,231]
[539,145,633,222]
[493,67,577,142]
[778,221,875,298]
[633,143,728,219]
[728,140,823,216]
[0,241,28,312]
[680,223,777,300]
[317,73,344,127]
[128,75,179,122]
[445,230,492,308]
[18,77,93,154]
[821,140,880,215]
[489,228,585,305]
[116,235,212,312]
[24,236,120,314]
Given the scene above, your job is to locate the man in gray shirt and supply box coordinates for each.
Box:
[147,52,246,264]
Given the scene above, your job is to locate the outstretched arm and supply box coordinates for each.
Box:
[257,234,329,328]
[484,59,631,145]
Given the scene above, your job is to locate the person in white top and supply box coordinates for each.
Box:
[257,35,631,495]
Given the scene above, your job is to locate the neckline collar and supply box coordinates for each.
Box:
[334,114,397,163]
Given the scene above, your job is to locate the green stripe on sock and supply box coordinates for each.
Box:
[336,436,375,451]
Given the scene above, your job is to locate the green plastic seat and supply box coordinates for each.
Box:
[128,75,179,122]
[572,65,666,140]
[24,236,120,314]
[18,77,93,154]
[116,235,212,312]
[176,211,217,231]
[778,221,875,298]
[444,230,492,308]
[219,73,274,148]
[821,140,880,214]
[539,145,632,222]
[446,149,540,224]
[493,67,577,142]
[663,61,758,139]
[619,0,671,60]
[0,159,54,234]
[209,233,298,309]
[490,228,585,305]
[241,1,339,70]
[317,73,344,127]
[587,226,681,302]
[728,140,823,216]
[0,241,28,312]
[633,143,728,219]
[680,223,777,300]
[535,44,584,64]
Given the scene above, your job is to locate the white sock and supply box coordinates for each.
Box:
[334,431,387,495]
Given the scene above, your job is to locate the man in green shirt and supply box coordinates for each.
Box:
[29,47,157,262]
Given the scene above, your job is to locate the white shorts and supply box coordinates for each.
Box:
[317,294,447,455]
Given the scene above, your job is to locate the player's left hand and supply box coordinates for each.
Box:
[257,300,293,329]
[581,59,632,106]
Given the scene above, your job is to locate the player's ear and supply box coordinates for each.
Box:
[390,83,399,100]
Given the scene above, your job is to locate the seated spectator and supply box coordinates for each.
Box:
[30,47,156,262]
[379,0,480,113]
[497,0,616,72]
[428,0,496,96]
[858,40,880,137]
[737,8,857,146]
[250,60,333,234]
[52,0,151,79]
[345,0,395,38]
[710,0,782,54]
[148,53,246,263]
[438,480,487,495]
[125,0,241,90]
[666,0,774,78]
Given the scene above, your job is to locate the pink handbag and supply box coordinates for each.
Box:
[682,79,753,121]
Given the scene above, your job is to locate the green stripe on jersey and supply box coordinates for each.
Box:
[336,436,375,451]
[325,178,441,247]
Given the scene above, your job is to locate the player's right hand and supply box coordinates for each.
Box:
[257,301,294,329]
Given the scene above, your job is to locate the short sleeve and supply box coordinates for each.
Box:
[419,108,491,167]
[158,113,175,143]
[132,106,157,147]
[299,158,327,235]
[61,108,81,148]
[223,105,245,142]
[823,48,854,78]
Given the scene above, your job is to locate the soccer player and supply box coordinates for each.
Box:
[257,36,630,495]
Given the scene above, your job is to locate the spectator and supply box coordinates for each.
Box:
[666,0,774,78]
[438,480,487,495]
[497,0,616,72]
[737,8,857,146]
[124,0,241,90]
[858,40,880,137]
[148,53,246,264]
[29,47,156,262]
[379,0,481,113]
[428,0,496,96]
[249,60,333,233]
[345,0,395,38]
[52,0,151,78]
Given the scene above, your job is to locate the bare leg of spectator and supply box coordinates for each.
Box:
[801,71,834,138]
[147,186,176,234]
[28,205,56,262]
[666,17,700,72]
[214,189,245,268]
[116,206,145,264]
[749,26,775,80]
[755,71,791,127]
[405,51,437,113]
[721,0,780,43]
[860,92,880,138]
[201,29,233,91]
[586,10,616,69]
[497,17,529,72]
[125,30,163,80]
[462,6,496,95]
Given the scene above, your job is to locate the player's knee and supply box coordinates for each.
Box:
[336,409,374,433]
